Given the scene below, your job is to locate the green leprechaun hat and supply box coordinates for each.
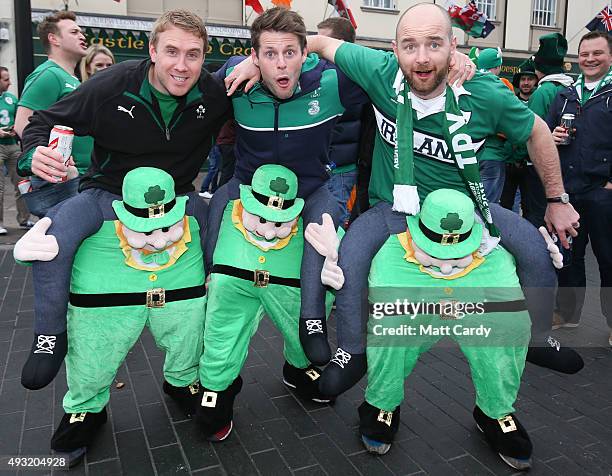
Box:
[240,165,305,223]
[534,32,567,75]
[112,167,188,233]
[512,57,538,88]
[407,189,483,260]
[477,47,503,71]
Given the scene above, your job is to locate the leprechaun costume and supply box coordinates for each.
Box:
[196,165,334,440]
[50,168,206,466]
[359,189,532,469]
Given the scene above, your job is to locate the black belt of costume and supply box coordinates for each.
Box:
[368,299,527,317]
[211,264,301,288]
[69,284,205,308]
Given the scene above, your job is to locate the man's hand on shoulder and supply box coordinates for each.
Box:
[224,56,261,96]
[448,51,476,87]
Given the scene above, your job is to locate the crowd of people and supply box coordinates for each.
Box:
[1,1,610,471]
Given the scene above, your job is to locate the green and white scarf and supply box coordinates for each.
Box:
[574,66,612,105]
[393,80,499,236]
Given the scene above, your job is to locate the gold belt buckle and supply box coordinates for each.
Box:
[254,270,270,288]
[498,415,517,433]
[305,368,320,381]
[441,233,460,245]
[146,288,166,308]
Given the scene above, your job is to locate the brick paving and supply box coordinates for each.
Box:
[0,199,611,475]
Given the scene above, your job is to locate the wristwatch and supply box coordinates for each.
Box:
[546,193,570,204]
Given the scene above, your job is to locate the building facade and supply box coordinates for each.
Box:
[0,0,610,97]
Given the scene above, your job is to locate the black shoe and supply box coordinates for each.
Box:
[527,335,584,374]
[51,408,108,468]
[358,401,399,455]
[21,331,68,390]
[195,376,243,440]
[299,318,331,365]
[163,380,200,417]
[282,362,332,403]
[319,348,366,397]
[473,406,532,470]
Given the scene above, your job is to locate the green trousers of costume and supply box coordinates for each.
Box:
[366,230,530,419]
[199,201,333,391]
[63,218,206,413]
[64,299,205,413]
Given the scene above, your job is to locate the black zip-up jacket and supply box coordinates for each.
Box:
[19,59,232,195]
[546,81,612,194]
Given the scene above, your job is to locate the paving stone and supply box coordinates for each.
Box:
[87,459,122,476]
[0,377,27,413]
[116,428,154,475]
[24,385,54,430]
[260,418,315,470]
[0,411,22,454]
[211,431,258,476]
[140,402,176,448]
[270,395,320,438]
[301,433,359,476]
[174,420,220,472]
[251,449,291,475]
[151,444,190,475]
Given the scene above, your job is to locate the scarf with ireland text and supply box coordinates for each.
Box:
[574,66,612,105]
[393,80,499,237]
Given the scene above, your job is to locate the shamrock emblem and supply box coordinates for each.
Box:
[144,185,166,204]
[269,177,289,195]
[440,212,463,233]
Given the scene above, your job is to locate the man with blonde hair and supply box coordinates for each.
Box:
[16,12,231,463]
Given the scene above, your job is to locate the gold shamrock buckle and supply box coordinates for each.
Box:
[146,288,166,308]
[305,369,320,381]
[377,410,393,427]
[254,270,270,288]
[189,382,200,395]
[70,412,87,424]
[148,203,165,218]
[267,195,284,209]
[441,233,460,245]
[498,415,517,433]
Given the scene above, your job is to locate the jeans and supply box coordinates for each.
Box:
[31,188,208,334]
[25,176,80,218]
[0,143,30,224]
[333,201,556,353]
[328,169,357,224]
[479,160,506,204]
[556,186,612,328]
[200,145,220,194]
[206,178,342,319]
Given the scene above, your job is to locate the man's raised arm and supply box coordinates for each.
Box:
[306,35,344,62]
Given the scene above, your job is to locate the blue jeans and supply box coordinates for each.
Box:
[200,145,220,194]
[556,186,612,327]
[25,176,80,218]
[31,188,208,334]
[206,178,342,319]
[479,160,506,204]
[334,201,556,353]
[328,170,357,224]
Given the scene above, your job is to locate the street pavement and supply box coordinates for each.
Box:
[0,187,610,475]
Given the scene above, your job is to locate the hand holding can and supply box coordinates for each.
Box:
[48,126,74,182]
[558,114,575,145]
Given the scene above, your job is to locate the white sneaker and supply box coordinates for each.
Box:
[199,191,213,199]
[0,226,7,235]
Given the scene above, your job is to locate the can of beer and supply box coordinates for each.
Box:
[17,178,32,195]
[48,125,74,181]
[559,114,575,145]
[552,233,573,268]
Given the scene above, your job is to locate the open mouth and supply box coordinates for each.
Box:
[276,76,290,88]
[415,70,433,80]
[170,74,188,84]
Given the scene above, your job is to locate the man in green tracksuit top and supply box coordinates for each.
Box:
[197,165,335,441]
[360,188,532,470]
[47,168,206,466]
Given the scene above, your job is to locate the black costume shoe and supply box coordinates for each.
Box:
[195,376,243,441]
[358,401,399,455]
[473,406,532,471]
[527,335,584,374]
[163,380,200,417]
[282,362,332,403]
[299,318,331,365]
[51,408,108,468]
[21,331,68,390]
[319,348,366,397]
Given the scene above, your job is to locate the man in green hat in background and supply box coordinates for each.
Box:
[196,164,336,441]
[357,188,533,469]
[476,47,516,204]
[500,58,539,214]
[25,167,208,466]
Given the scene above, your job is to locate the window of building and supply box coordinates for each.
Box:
[363,0,395,9]
[532,0,557,27]
[476,0,496,21]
